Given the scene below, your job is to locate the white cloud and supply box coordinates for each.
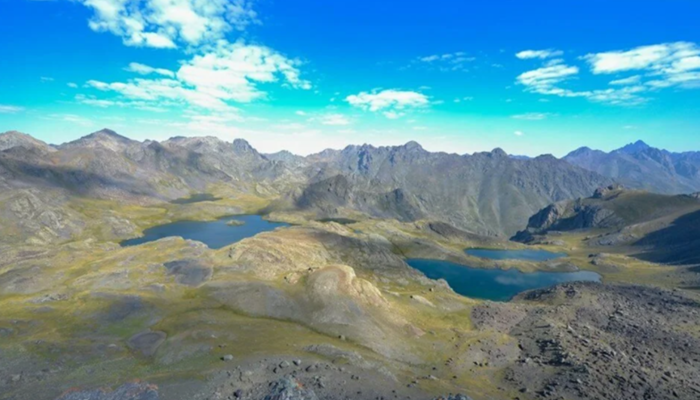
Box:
[346,89,429,118]
[0,105,24,114]
[295,110,307,116]
[584,42,700,89]
[82,41,309,112]
[516,59,648,106]
[609,75,641,85]
[79,0,258,48]
[516,63,579,94]
[511,113,552,120]
[510,42,700,106]
[67,82,79,88]
[40,76,54,82]
[125,62,175,77]
[514,130,524,136]
[317,113,351,126]
[516,49,563,60]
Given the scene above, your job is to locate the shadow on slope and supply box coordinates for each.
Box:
[632,209,700,265]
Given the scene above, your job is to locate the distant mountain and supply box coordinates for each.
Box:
[564,140,700,194]
[1,129,614,239]
[513,185,700,265]
[291,142,612,236]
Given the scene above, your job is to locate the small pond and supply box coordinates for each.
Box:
[407,259,600,301]
[120,215,289,249]
[465,248,566,262]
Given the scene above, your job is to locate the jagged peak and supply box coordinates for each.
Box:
[232,138,256,153]
[616,139,651,154]
[84,128,132,141]
[565,146,593,157]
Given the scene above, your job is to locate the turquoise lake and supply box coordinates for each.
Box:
[407,259,600,301]
[120,215,289,249]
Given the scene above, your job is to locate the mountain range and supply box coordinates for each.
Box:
[564,140,700,194]
[0,129,618,240]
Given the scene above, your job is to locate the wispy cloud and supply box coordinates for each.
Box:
[125,62,175,78]
[609,75,641,85]
[414,52,475,72]
[514,130,524,136]
[515,49,563,60]
[77,0,258,49]
[511,112,553,120]
[0,105,24,114]
[346,89,429,118]
[515,52,657,106]
[584,42,700,89]
[516,62,580,94]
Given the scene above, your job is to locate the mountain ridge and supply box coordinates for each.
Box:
[0,129,616,238]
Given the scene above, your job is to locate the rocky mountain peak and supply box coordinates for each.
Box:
[616,140,651,155]
[63,128,136,152]
[566,146,593,157]
[401,141,424,152]
[232,138,256,153]
[0,130,54,152]
[490,148,508,158]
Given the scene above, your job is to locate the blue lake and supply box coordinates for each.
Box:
[407,259,600,301]
[465,248,566,262]
[120,215,289,249]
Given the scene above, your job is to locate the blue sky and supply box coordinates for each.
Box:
[0,0,699,155]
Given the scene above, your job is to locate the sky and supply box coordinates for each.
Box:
[0,0,699,156]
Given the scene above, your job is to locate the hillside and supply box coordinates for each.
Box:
[513,185,700,265]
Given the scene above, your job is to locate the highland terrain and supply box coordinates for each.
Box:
[1,130,699,400]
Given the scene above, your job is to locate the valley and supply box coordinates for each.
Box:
[1,130,699,400]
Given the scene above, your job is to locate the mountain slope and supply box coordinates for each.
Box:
[513,186,700,265]
[564,140,700,194]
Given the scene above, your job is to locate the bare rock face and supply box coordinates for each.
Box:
[54,382,159,400]
[592,183,624,199]
[263,378,319,400]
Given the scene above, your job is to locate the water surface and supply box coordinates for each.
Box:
[121,215,289,249]
[407,259,600,301]
[465,248,566,262]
